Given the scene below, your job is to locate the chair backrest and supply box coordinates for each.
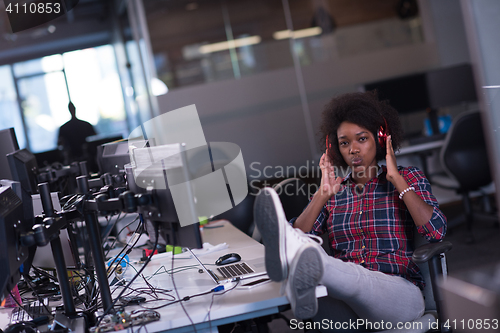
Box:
[440,110,491,191]
[272,178,310,221]
[212,184,257,236]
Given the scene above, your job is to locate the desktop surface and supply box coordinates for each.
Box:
[0,220,327,333]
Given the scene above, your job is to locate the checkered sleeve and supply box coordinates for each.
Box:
[309,203,329,236]
[289,200,329,236]
[403,166,447,242]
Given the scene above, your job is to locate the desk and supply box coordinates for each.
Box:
[396,139,445,176]
[397,140,445,157]
[1,220,327,333]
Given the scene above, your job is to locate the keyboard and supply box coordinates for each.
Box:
[216,262,255,279]
[10,298,51,324]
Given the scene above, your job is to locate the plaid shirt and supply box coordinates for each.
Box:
[299,165,447,289]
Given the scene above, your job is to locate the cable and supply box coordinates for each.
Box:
[104,215,140,256]
[95,222,160,329]
[144,264,201,281]
[170,232,198,333]
[101,212,129,243]
[105,220,144,283]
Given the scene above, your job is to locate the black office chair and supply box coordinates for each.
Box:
[410,236,453,333]
[271,178,335,256]
[272,178,310,221]
[211,184,257,237]
[431,110,497,243]
[250,179,310,242]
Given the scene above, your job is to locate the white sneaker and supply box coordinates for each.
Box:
[253,187,323,282]
[286,244,323,319]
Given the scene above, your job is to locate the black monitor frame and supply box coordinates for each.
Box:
[0,186,30,300]
[0,128,20,181]
[363,72,430,114]
[97,140,131,176]
[125,143,203,250]
[363,64,478,113]
[7,149,39,195]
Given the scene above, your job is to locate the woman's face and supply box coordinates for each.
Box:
[337,121,378,174]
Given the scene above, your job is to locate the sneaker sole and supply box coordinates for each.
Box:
[254,188,287,282]
[288,245,323,319]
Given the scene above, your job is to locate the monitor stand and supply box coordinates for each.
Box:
[427,108,441,135]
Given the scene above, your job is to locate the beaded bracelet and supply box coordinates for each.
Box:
[399,186,415,200]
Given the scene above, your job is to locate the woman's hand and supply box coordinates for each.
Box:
[385,135,403,185]
[319,153,343,198]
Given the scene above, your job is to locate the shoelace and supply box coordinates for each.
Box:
[288,224,323,245]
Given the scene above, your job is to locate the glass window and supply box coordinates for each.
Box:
[63,45,128,139]
[12,45,128,153]
[145,0,424,90]
[13,54,64,77]
[145,0,292,90]
[17,71,69,153]
[0,65,26,149]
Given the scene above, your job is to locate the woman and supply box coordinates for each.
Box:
[254,91,447,329]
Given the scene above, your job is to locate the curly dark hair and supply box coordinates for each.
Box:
[319,91,404,167]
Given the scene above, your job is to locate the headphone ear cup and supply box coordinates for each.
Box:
[326,135,334,160]
[378,126,387,149]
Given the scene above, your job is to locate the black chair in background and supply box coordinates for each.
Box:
[272,178,310,221]
[431,110,498,243]
[211,184,257,237]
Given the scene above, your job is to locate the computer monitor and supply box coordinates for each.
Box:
[426,64,478,108]
[363,72,430,114]
[0,186,30,300]
[0,128,20,180]
[7,149,39,195]
[97,140,131,175]
[34,148,64,168]
[125,143,203,250]
[84,135,124,173]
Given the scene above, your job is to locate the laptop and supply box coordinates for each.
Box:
[187,249,268,285]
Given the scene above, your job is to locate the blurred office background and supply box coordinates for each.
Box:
[2,1,500,327]
[0,0,499,206]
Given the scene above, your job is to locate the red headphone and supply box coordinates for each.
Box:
[377,118,389,149]
[326,134,332,158]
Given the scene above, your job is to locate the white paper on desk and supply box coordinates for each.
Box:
[150,242,228,260]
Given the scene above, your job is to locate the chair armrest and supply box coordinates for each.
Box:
[412,241,452,263]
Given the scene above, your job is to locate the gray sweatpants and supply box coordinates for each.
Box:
[312,249,425,332]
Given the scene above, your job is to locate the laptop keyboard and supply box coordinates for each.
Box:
[216,262,255,279]
[10,298,51,324]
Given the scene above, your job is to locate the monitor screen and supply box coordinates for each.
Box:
[426,64,478,108]
[84,135,124,173]
[363,73,430,114]
[0,186,30,300]
[97,140,132,175]
[7,149,39,195]
[0,128,20,181]
[126,143,203,250]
